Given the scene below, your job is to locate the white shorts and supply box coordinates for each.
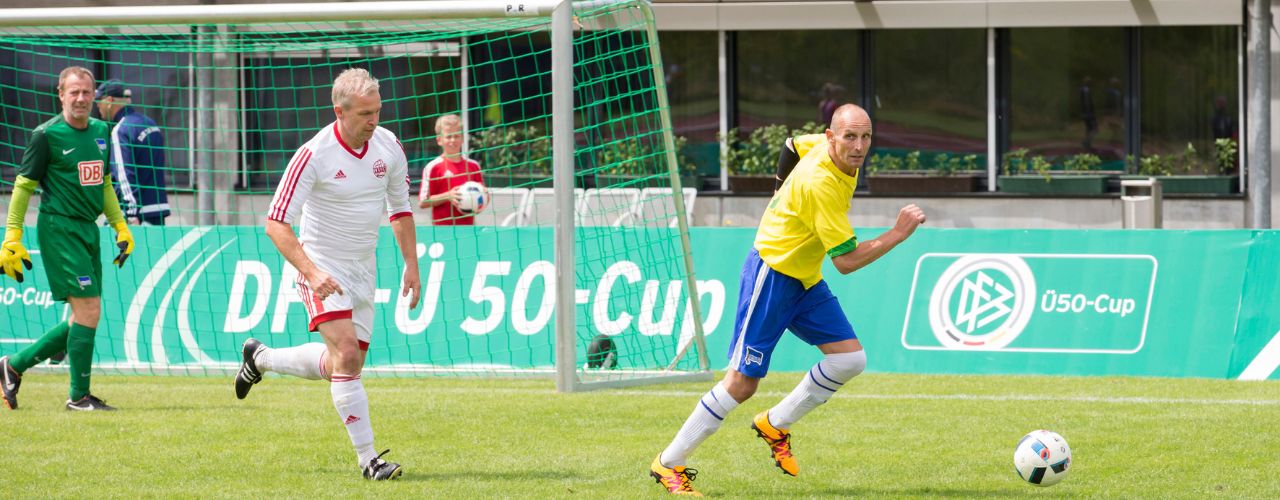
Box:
[296,250,377,347]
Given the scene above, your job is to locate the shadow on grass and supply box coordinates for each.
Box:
[720,486,1036,498]
[399,470,586,483]
[812,487,1034,498]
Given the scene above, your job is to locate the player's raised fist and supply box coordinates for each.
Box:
[894,203,927,237]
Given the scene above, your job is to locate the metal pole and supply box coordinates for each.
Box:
[718,30,729,192]
[986,27,996,191]
[1248,0,1272,228]
[551,0,577,392]
[196,25,215,225]
[461,35,470,153]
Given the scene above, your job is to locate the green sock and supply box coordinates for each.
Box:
[67,323,96,401]
[9,321,71,372]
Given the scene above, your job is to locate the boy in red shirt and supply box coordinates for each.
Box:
[418,114,484,224]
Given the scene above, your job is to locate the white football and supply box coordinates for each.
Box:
[456,181,488,213]
[1014,430,1072,487]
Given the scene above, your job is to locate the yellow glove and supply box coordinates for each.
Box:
[1,229,32,283]
[111,221,134,268]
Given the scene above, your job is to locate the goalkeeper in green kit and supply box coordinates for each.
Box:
[0,66,135,411]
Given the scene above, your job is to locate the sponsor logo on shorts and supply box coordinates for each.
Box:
[745,347,764,366]
[77,276,93,289]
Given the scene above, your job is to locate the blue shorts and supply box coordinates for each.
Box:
[727,248,857,378]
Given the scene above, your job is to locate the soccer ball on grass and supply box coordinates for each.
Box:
[1013,430,1072,487]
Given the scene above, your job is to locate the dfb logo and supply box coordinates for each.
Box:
[927,254,1037,349]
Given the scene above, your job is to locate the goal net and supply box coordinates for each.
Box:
[0,0,712,391]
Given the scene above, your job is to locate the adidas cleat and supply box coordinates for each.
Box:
[66,394,116,411]
[235,338,265,400]
[752,411,798,476]
[649,455,702,496]
[363,449,403,480]
[0,356,20,410]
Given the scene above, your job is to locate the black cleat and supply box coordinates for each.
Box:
[66,394,116,411]
[0,356,21,410]
[235,338,265,400]
[363,449,403,481]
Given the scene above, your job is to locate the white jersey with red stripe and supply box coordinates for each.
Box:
[268,122,413,259]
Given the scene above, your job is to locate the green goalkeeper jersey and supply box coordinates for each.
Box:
[19,114,112,222]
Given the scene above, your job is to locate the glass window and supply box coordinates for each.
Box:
[245,56,460,191]
[1141,26,1238,176]
[0,46,99,189]
[100,50,193,190]
[658,31,720,178]
[874,29,987,169]
[1009,28,1127,170]
[734,30,859,133]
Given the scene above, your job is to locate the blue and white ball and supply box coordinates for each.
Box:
[456,181,488,213]
[1014,430,1072,487]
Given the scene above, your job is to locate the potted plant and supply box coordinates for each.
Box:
[470,125,552,188]
[721,122,825,193]
[594,135,699,189]
[1123,140,1239,194]
[997,149,1110,195]
[865,151,984,194]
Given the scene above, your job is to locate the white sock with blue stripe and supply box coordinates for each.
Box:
[769,350,866,430]
[660,382,739,467]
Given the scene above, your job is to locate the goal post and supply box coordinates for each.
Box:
[0,0,713,391]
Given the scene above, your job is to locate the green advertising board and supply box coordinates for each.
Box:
[1,226,1277,380]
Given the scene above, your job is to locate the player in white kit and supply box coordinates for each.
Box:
[234,68,422,481]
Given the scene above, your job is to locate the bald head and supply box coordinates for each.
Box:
[829,104,870,130]
[825,103,873,175]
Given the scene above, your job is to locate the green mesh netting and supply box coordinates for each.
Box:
[0,1,708,383]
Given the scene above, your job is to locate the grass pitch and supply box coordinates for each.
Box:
[4,371,1279,498]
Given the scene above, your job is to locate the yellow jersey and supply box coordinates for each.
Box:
[755,138,859,288]
[791,133,825,159]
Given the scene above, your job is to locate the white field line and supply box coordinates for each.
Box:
[373,387,1280,406]
[21,369,1280,406]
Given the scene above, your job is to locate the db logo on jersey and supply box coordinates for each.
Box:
[372,159,387,178]
[78,160,104,186]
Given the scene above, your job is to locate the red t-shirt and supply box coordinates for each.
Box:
[419,155,483,225]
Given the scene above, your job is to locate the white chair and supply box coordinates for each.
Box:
[578,188,641,227]
[524,187,584,226]
[620,187,697,227]
[473,187,530,226]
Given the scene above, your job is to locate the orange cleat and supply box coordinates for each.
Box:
[751,411,798,476]
[649,455,703,496]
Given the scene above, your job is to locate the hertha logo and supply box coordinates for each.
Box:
[372,159,387,178]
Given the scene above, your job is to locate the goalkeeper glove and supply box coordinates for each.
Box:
[111,221,134,268]
[1,229,32,283]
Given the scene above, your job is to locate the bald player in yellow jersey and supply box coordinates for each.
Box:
[650,104,926,495]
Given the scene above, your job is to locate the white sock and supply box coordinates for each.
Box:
[769,350,866,430]
[660,382,739,467]
[331,374,377,466]
[256,342,328,380]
